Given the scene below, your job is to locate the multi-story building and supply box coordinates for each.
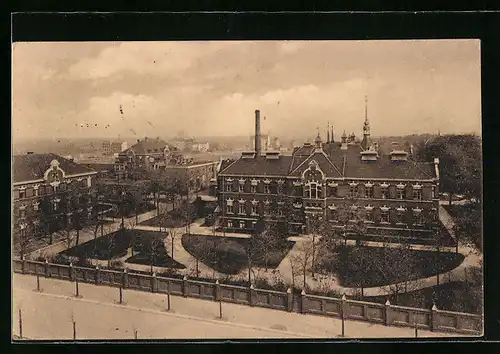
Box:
[114,137,176,180]
[12,153,98,248]
[217,107,440,241]
[164,161,219,194]
[102,141,123,155]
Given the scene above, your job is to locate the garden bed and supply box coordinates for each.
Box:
[181,234,295,275]
[60,229,184,269]
[317,244,465,288]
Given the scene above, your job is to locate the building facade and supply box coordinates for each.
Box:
[114,137,176,180]
[217,109,440,241]
[12,153,98,249]
[164,161,219,194]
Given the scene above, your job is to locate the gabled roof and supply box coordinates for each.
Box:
[219,155,293,176]
[289,149,342,177]
[13,153,96,184]
[121,138,174,155]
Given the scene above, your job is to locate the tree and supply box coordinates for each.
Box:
[165,228,180,261]
[292,239,315,290]
[415,134,481,205]
[145,234,163,274]
[106,231,116,268]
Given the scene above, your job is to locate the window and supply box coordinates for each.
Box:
[251,204,258,215]
[381,186,388,199]
[264,184,270,194]
[239,221,245,229]
[397,188,404,200]
[19,189,26,199]
[381,209,390,223]
[365,209,374,222]
[397,210,405,224]
[33,202,39,211]
[307,182,322,199]
[238,203,246,214]
[277,184,283,195]
[252,221,257,229]
[227,204,233,214]
[26,188,34,198]
[431,186,436,199]
[365,186,373,198]
[349,184,357,198]
[349,207,358,221]
[14,190,20,200]
[414,211,424,225]
[329,209,338,222]
[278,208,284,217]
[226,184,233,192]
[19,209,26,218]
[250,185,257,193]
[39,185,46,195]
[227,220,233,228]
[413,189,422,200]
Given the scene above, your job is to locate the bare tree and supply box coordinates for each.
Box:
[294,239,315,290]
[106,231,117,268]
[146,235,163,274]
[165,228,180,261]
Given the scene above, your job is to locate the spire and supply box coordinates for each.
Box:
[327,122,330,143]
[341,130,347,143]
[331,125,334,143]
[362,95,371,150]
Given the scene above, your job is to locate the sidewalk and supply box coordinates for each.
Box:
[12,273,460,339]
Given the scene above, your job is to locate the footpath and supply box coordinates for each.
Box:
[12,273,459,339]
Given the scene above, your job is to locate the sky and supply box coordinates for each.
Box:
[12,40,481,143]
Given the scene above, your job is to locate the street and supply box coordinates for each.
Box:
[12,274,462,340]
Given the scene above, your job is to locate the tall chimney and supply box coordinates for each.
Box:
[255,109,261,156]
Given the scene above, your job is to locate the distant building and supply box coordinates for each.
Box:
[114,137,176,180]
[12,153,98,246]
[102,141,122,155]
[191,142,210,152]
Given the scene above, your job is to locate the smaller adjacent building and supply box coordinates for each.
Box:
[102,141,123,155]
[12,153,98,246]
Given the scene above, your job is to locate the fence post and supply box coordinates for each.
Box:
[182,275,188,297]
[151,272,157,293]
[341,294,347,337]
[18,309,23,339]
[215,280,221,301]
[286,288,293,312]
[69,263,74,281]
[430,303,438,332]
[95,265,100,285]
[123,269,128,288]
[384,299,391,326]
[45,259,50,277]
[300,289,306,314]
[249,284,256,306]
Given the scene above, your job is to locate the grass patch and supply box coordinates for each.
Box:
[365,279,483,315]
[138,206,197,228]
[60,229,184,269]
[181,234,295,275]
[317,244,464,288]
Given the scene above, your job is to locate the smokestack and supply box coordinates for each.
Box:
[255,109,261,156]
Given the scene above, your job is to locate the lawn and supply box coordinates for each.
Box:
[181,234,295,275]
[317,244,465,288]
[365,279,483,315]
[138,205,198,228]
[106,202,156,218]
[60,229,184,269]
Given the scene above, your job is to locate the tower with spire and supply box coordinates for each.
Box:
[361,95,371,150]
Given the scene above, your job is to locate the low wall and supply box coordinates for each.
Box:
[13,259,482,335]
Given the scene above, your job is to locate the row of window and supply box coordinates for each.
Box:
[225,203,285,217]
[14,179,92,200]
[327,207,434,225]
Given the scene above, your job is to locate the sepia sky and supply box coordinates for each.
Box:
[12,40,481,142]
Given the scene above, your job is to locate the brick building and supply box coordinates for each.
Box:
[217,107,440,241]
[164,161,219,195]
[114,137,177,180]
[12,153,98,247]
